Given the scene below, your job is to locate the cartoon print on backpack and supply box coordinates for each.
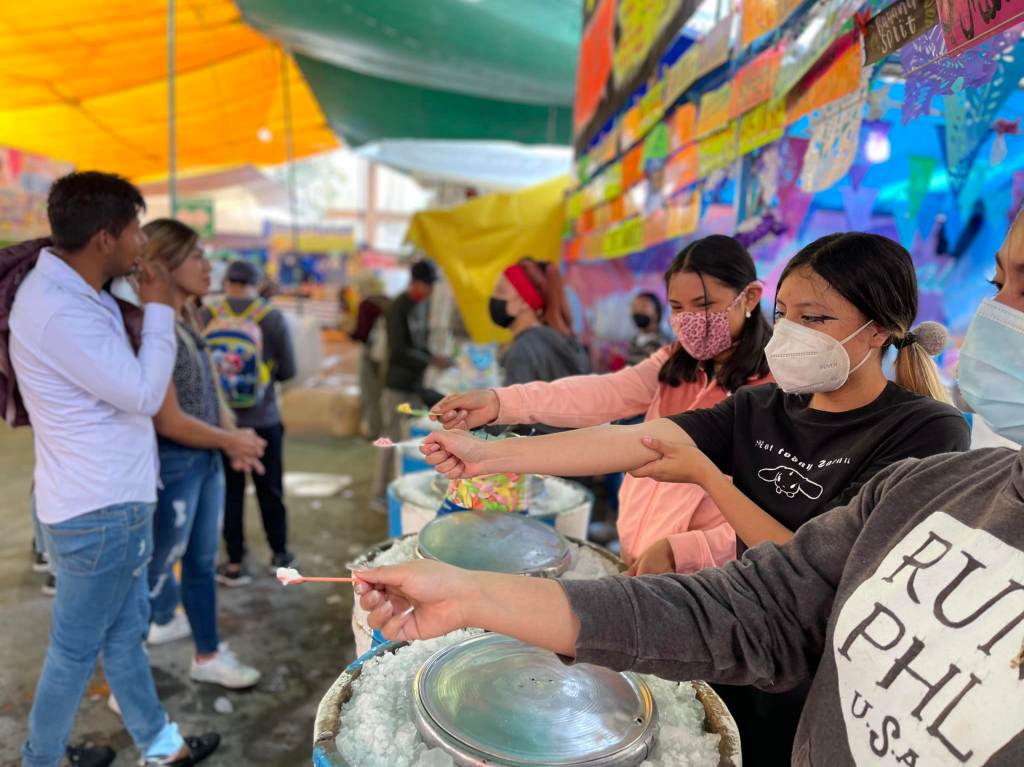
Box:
[204,298,273,409]
[757,465,825,499]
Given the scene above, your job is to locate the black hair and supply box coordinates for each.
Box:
[778,232,950,402]
[410,259,438,284]
[635,291,664,323]
[47,171,145,252]
[778,233,916,352]
[658,235,771,392]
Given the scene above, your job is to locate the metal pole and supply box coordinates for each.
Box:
[168,0,177,213]
[280,47,302,312]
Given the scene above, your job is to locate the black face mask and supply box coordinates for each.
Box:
[632,313,652,330]
[489,297,516,329]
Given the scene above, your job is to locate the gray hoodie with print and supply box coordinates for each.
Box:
[560,446,1024,766]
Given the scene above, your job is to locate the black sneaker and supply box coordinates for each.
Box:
[41,573,56,596]
[144,733,220,766]
[268,551,297,575]
[32,549,50,573]
[216,563,252,587]
[66,744,116,767]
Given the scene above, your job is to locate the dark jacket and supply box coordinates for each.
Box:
[1,238,141,427]
[384,292,432,392]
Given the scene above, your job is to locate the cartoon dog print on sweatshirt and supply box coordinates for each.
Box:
[758,465,824,500]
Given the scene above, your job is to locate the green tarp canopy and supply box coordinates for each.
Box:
[238,0,580,146]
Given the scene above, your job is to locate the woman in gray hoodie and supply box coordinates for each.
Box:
[356,213,1024,766]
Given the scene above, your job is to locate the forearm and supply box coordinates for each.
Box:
[478,420,678,476]
[155,411,232,451]
[701,471,794,547]
[468,572,580,657]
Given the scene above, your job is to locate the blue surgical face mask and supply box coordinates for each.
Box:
[958,298,1024,444]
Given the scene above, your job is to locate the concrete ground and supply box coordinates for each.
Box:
[0,426,385,767]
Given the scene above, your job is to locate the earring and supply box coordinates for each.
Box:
[745,310,752,318]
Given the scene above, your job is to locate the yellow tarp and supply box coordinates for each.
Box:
[0,0,338,180]
[407,176,570,344]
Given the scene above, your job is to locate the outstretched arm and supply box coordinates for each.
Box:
[420,417,693,479]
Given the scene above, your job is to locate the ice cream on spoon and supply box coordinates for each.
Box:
[276,567,356,586]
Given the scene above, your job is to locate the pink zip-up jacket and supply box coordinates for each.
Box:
[494,345,772,572]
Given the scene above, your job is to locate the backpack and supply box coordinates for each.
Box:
[204,299,273,409]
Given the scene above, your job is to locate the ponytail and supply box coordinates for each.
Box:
[892,321,952,405]
[510,258,575,337]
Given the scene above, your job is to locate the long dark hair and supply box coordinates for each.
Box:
[778,233,949,403]
[658,235,771,392]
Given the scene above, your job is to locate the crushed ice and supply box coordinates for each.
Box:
[336,631,720,767]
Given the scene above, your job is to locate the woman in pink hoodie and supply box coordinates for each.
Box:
[433,235,772,574]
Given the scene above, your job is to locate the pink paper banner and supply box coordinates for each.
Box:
[938,0,1024,56]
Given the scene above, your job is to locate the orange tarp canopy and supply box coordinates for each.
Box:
[0,0,338,179]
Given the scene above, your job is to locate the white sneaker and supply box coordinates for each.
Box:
[190,643,261,689]
[148,612,192,645]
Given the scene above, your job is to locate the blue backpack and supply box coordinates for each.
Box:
[204,300,272,409]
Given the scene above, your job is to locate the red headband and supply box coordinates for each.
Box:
[504,264,545,311]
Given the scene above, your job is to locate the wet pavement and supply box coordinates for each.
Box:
[0,426,385,766]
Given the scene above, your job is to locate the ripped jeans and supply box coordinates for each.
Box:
[25,503,178,766]
[149,445,224,655]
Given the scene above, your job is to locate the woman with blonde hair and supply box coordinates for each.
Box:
[141,218,264,689]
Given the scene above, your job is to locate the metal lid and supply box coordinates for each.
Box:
[416,510,572,577]
[413,634,657,767]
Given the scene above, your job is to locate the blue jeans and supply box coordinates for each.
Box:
[24,504,170,766]
[149,445,224,655]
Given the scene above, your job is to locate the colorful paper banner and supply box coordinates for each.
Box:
[775,0,863,99]
[732,44,785,119]
[638,81,667,138]
[671,103,698,150]
[742,0,780,48]
[663,143,700,194]
[738,98,787,157]
[696,83,734,138]
[667,188,702,238]
[642,121,671,164]
[698,16,734,78]
[864,0,938,65]
[698,125,738,176]
[786,33,863,126]
[574,0,616,134]
[907,155,937,220]
[622,144,645,189]
[938,0,1024,56]
[664,44,701,106]
[841,186,880,231]
[800,70,869,193]
[614,0,684,85]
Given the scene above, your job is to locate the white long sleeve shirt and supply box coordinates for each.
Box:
[10,249,177,523]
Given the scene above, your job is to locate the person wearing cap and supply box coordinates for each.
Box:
[372,259,451,507]
[203,260,298,586]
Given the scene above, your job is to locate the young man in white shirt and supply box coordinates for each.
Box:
[11,172,219,767]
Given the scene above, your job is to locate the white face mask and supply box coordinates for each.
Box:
[766,318,875,394]
[958,298,1024,444]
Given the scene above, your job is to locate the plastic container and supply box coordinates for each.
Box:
[386,470,593,539]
